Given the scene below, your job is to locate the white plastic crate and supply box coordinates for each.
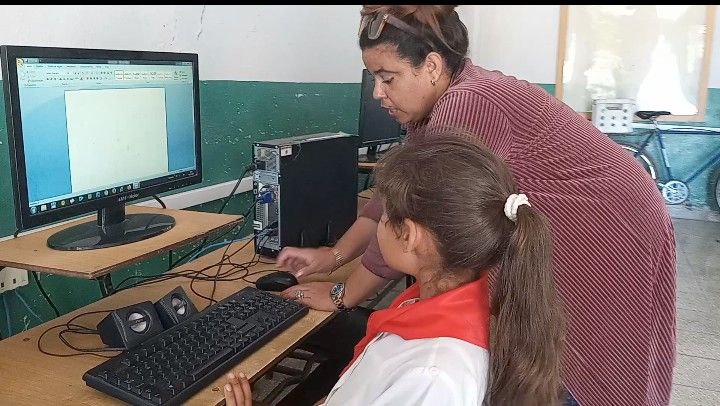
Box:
[591,98,636,134]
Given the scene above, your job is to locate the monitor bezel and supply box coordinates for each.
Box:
[1,45,203,231]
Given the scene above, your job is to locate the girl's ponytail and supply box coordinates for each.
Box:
[489,205,565,405]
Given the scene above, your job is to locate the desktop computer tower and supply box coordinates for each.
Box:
[252,132,358,257]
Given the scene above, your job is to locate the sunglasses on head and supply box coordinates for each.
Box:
[359,13,422,40]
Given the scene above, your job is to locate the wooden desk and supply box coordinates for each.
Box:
[358,161,377,171]
[0,238,356,405]
[0,206,242,279]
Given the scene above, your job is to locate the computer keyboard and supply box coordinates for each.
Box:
[83,286,308,405]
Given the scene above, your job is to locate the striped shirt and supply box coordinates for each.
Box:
[359,59,676,406]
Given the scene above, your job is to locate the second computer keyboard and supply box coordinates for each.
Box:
[83,286,308,406]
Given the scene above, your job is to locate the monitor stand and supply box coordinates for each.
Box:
[46,205,175,251]
[360,145,381,163]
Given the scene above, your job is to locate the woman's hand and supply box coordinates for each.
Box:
[276,247,337,277]
[223,370,252,406]
[281,282,337,311]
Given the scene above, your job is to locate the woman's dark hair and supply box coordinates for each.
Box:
[359,5,469,75]
[374,132,565,405]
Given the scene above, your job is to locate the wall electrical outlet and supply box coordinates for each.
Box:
[0,267,29,293]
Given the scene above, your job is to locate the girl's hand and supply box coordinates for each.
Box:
[223,370,252,406]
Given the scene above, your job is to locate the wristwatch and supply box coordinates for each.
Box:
[329,282,347,310]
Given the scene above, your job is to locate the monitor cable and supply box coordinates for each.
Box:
[151,195,167,209]
[218,163,256,215]
[150,195,171,266]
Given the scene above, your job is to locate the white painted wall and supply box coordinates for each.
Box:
[461,5,720,88]
[458,5,560,84]
[0,5,365,83]
[1,5,718,87]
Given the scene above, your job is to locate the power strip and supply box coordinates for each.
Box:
[0,267,29,293]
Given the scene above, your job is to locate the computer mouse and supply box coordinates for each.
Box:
[255,271,299,292]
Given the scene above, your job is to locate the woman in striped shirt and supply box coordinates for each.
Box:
[278,5,676,405]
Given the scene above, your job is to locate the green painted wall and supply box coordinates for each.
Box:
[2,78,720,337]
[0,80,360,337]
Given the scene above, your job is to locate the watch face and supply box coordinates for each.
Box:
[331,283,343,296]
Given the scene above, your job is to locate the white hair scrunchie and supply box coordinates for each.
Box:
[504,193,531,222]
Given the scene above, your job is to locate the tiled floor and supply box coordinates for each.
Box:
[255,218,720,405]
[671,218,720,405]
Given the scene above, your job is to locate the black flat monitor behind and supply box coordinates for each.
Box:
[1,45,202,250]
[358,69,403,160]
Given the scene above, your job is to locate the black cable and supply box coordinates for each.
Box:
[37,309,124,358]
[59,329,124,353]
[31,271,60,317]
[218,163,255,214]
[205,231,270,305]
[111,205,251,292]
[168,202,254,269]
[151,194,167,209]
[201,228,278,305]
[13,229,20,238]
[112,206,254,293]
[150,196,171,266]
[115,226,275,304]
[187,221,258,306]
[110,223,275,315]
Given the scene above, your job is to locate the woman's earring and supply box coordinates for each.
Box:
[431,79,436,86]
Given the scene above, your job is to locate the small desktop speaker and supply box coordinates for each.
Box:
[97,301,164,349]
[154,286,198,328]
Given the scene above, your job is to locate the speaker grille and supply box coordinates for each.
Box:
[171,295,187,315]
[127,311,149,333]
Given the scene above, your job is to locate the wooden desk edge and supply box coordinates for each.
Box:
[0,215,244,280]
[85,217,244,279]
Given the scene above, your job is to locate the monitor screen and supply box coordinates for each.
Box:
[358,69,403,147]
[1,45,202,249]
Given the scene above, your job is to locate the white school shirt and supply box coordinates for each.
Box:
[321,332,489,405]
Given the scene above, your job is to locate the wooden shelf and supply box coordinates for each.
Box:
[0,206,242,279]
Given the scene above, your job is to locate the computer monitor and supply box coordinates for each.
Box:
[1,45,202,251]
[358,69,403,159]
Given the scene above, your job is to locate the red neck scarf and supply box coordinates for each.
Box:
[343,276,490,375]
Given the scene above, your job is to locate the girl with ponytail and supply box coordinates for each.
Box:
[325,133,564,405]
